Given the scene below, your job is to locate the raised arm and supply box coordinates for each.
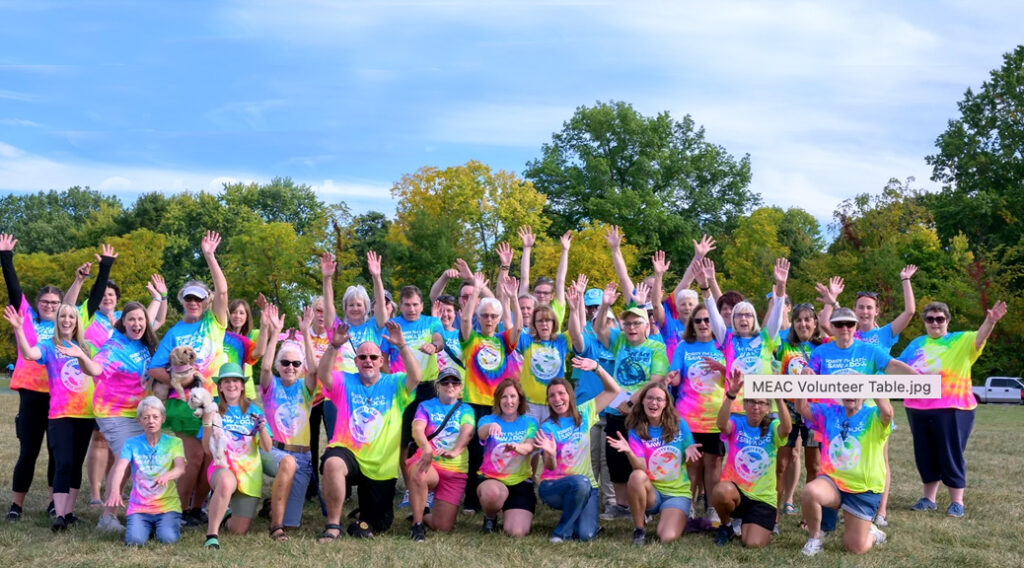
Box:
[566,280,586,353]
[518,225,535,297]
[976,300,1007,350]
[145,274,168,330]
[366,250,388,328]
[651,251,670,327]
[260,304,285,391]
[3,305,41,360]
[321,252,338,330]
[459,260,482,342]
[763,258,790,340]
[63,262,91,306]
[592,282,619,349]
[673,235,716,299]
[201,231,228,326]
[716,370,743,434]
[816,276,844,336]
[0,234,24,310]
[318,322,349,393]
[555,231,571,305]
[86,244,117,318]
[605,226,635,302]
[697,258,727,342]
[429,267,459,303]
[501,275,523,348]
[888,265,918,335]
[496,241,514,296]
[300,310,319,394]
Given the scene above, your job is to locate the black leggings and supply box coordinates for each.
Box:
[463,403,493,511]
[48,417,95,494]
[12,389,55,494]
[307,402,325,499]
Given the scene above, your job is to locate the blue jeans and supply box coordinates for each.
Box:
[261,447,313,527]
[125,511,181,545]
[538,476,599,541]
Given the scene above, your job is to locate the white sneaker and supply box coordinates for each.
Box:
[398,490,411,509]
[869,523,887,546]
[802,537,824,557]
[96,513,124,533]
[600,504,631,520]
[707,506,721,528]
[731,518,742,536]
[549,535,564,543]
[874,513,888,527]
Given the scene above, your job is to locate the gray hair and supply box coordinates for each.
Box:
[731,301,762,335]
[476,297,503,318]
[342,285,372,322]
[177,280,211,306]
[137,396,166,417]
[676,289,698,303]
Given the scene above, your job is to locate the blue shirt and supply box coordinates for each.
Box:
[808,340,892,375]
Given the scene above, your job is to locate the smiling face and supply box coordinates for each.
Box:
[400,293,423,320]
[499,385,520,417]
[691,306,712,342]
[732,306,756,337]
[229,304,249,331]
[355,342,383,381]
[56,304,79,341]
[311,298,326,331]
[345,296,367,323]
[923,309,950,339]
[720,303,734,325]
[137,406,164,434]
[793,308,817,342]
[532,284,553,305]
[547,383,571,418]
[436,378,463,403]
[218,376,244,405]
[831,319,856,346]
[621,313,647,344]
[122,306,148,341]
[854,296,879,329]
[676,294,697,322]
[519,296,535,325]
[181,295,206,321]
[100,286,118,312]
[438,302,457,329]
[642,386,669,423]
[276,347,303,385]
[36,292,61,321]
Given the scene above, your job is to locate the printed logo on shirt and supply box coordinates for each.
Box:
[530,345,561,381]
[557,431,587,467]
[734,445,771,482]
[476,345,502,371]
[59,358,88,393]
[687,365,719,394]
[431,417,461,451]
[828,434,862,470]
[350,405,384,444]
[648,445,682,481]
[274,401,307,439]
[489,443,525,474]
[174,332,213,366]
[735,354,762,374]
[616,349,652,387]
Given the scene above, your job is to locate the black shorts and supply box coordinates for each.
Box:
[498,479,537,513]
[320,446,398,532]
[693,431,726,456]
[401,382,437,448]
[731,482,777,531]
[604,413,631,483]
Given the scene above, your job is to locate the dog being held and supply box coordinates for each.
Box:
[187,388,228,468]
[152,345,204,401]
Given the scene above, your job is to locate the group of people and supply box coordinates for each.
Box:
[1,225,1007,557]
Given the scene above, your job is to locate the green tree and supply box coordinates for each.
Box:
[0,187,122,254]
[524,101,758,268]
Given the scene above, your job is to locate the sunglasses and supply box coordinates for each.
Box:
[793,303,815,312]
[356,354,381,361]
[856,291,879,299]
[840,419,851,441]
[183,296,203,303]
[924,315,947,324]
[438,294,456,304]
[438,379,461,386]
[692,317,710,324]
[832,320,857,329]
[478,313,500,320]
[279,360,302,368]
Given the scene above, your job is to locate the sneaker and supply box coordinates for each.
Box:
[874,513,888,527]
[481,516,497,534]
[731,518,742,536]
[947,502,965,518]
[869,523,886,545]
[46,501,56,518]
[714,524,733,546]
[631,527,646,546]
[782,502,798,515]
[6,503,22,522]
[410,522,426,542]
[549,535,564,543]
[348,520,374,538]
[910,498,937,512]
[707,506,721,528]
[398,490,411,509]
[64,512,80,527]
[97,513,125,533]
[801,537,824,557]
[51,515,68,533]
[180,510,201,527]
[600,504,631,521]
[425,491,435,509]
[695,493,707,514]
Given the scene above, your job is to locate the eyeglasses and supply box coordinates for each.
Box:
[856,291,879,299]
[621,320,645,328]
[536,319,556,325]
[478,313,500,320]
[745,400,770,407]
[924,315,947,324]
[734,313,754,319]
[692,317,710,324]
[356,354,381,361]
[840,419,850,441]
[832,320,857,329]
[38,300,61,307]
[459,294,471,301]
[438,295,456,304]
[279,360,302,368]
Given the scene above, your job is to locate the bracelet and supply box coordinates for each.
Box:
[699,286,709,291]
[726,393,737,400]
[500,265,510,271]
[901,278,910,282]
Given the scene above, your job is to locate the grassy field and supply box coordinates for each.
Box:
[0,394,1022,568]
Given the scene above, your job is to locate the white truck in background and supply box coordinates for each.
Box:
[972,376,1024,404]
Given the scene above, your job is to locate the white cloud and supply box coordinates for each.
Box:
[428,102,575,147]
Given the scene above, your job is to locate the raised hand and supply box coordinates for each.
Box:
[693,234,716,258]
[652,251,670,275]
[602,282,619,306]
[299,305,315,333]
[987,300,1008,322]
[499,275,519,299]
[55,341,87,360]
[366,251,382,277]
[566,285,581,308]
[534,430,557,455]
[828,276,845,299]
[496,241,513,267]
[725,367,744,398]
[774,258,790,285]
[604,225,622,249]
[98,243,118,261]
[443,268,459,280]
[632,281,651,305]
[570,356,597,372]
[383,320,405,347]
[200,231,222,256]
[265,304,285,333]
[560,231,573,251]
[518,226,535,248]
[74,262,92,282]
[900,264,918,281]
[3,305,24,328]
[331,321,351,348]
[0,234,17,252]
[255,292,268,310]
[474,272,490,292]
[700,257,717,284]
[455,258,474,282]
[815,282,833,305]
[146,274,167,299]
[320,252,337,277]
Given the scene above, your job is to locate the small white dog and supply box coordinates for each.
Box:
[187,388,228,468]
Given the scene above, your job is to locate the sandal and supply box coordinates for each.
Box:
[269,525,288,542]
[318,523,344,543]
[203,535,220,549]
[782,503,798,515]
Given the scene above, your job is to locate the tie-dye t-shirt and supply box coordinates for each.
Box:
[92,331,152,418]
[210,404,270,498]
[262,376,313,446]
[437,327,463,374]
[326,372,414,480]
[383,315,442,382]
[539,400,600,487]
[149,310,227,398]
[777,340,817,376]
[721,331,780,414]
[11,295,53,392]
[308,325,333,405]
[79,304,120,355]
[477,414,538,485]
[806,403,890,493]
[38,339,94,419]
[721,416,786,505]
[120,434,185,515]
[671,340,726,433]
[461,330,521,406]
[627,423,695,497]
[223,329,257,400]
[412,398,476,472]
[572,331,616,406]
[659,300,687,366]
[516,333,569,405]
[605,329,669,416]
[808,341,891,376]
[854,323,898,353]
[900,331,981,411]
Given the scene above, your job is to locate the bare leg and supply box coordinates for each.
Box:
[270,455,297,533]
[319,457,348,543]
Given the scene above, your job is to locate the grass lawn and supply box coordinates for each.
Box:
[0,396,1022,567]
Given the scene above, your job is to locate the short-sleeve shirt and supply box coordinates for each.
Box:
[722,330,780,413]
[80,304,120,354]
[461,330,521,406]
[149,310,227,398]
[413,398,476,472]
[854,323,899,353]
[900,331,981,411]
[262,376,313,446]
[325,372,414,480]
[572,330,616,406]
[605,329,669,416]
[539,400,600,487]
[437,327,464,374]
[477,414,538,485]
[627,423,695,497]
[807,403,890,493]
[383,315,443,382]
[516,333,569,405]
[671,339,726,433]
[11,295,54,392]
[120,434,185,515]
[659,300,688,366]
[38,339,94,419]
[721,416,786,505]
[214,404,270,498]
[777,340,817,376]
[92,331,152,418]
[808,340,892,376]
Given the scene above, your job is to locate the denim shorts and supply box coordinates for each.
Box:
[820,475,881,521]
[262,447,313,527]
[646,491,691,515]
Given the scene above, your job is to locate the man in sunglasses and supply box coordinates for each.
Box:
[315,320,421,541]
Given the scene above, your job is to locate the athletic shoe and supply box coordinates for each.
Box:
[869,523,886,545]
[874,513,888,527]
[46,501,56,518]
[801,537,824,557]
[6,503,22,522]
[600,504,631,521]
[549,535,564,543]
[425,491,435,509]
[51,515,68,533]
[64,512,80,527]
[631,527,646,546]
[731,518,742,536]
[97,513,125,533]
[707,506,721,528]
[348,520,374,538]
[910,498,937,512]
[714,524,733,546]
[481,516,497,534]
[398,490,411,509]
[947,502,965,518]
[410,522,426,542]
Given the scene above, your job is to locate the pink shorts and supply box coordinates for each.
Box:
[405,454,468,506]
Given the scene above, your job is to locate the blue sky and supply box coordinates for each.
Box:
[1,1,1021,224]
